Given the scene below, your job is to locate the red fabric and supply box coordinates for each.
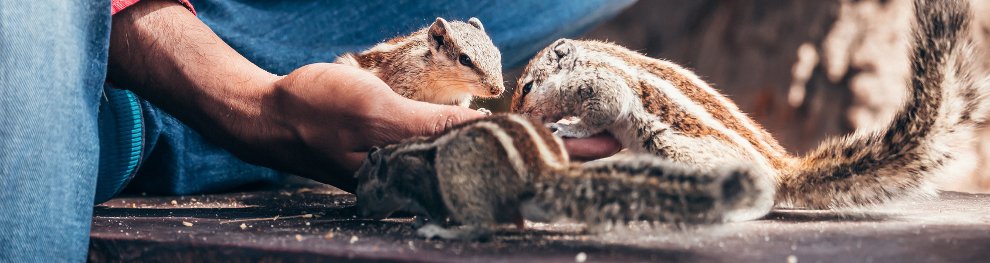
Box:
[112,0,196,15]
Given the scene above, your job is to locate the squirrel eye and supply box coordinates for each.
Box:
[458,54,474,67]
[521,81,534,96]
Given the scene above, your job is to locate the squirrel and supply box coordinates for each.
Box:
[354,114,766,240]
[511,0,989,219]
[335,17,505,108]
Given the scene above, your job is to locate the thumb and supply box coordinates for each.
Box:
[341,102,483,172]
[406,102,486,137]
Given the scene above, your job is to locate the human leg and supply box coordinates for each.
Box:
[0,0,110,261]
[193,0,637,73]
[123,0,635,195]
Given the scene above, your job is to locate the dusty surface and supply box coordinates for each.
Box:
[90,178,990,262]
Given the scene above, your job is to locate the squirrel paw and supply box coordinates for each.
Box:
[549,123,595,138]
[476,108,493,116]
[416,224,492,241]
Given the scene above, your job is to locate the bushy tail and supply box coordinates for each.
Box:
[777,0,990,209]
[521,155,767,225]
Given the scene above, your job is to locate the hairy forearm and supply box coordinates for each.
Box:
[105,0,620,191]
[107,0,291,170]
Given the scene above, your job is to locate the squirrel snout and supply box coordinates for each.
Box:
[490,84,505,96]
[475,82,504,97]
[483,74,505,97]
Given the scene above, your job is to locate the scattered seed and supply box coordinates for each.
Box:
[349,235,359,244]
[170,200,178,205]
[240,223,247,230]
[575,252,587,262]
[295,234,304,242]
[182,221,193,227]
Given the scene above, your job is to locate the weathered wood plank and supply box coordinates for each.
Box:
[90,179,990,262]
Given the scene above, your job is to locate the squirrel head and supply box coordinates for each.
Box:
[511,39,584,123]
[426,17,505,99]
[354,144,439,220]
[355,146,402,219]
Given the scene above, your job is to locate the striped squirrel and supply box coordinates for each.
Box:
[511,0,989,219]
[354,114,766,240]
[335,17,504,108]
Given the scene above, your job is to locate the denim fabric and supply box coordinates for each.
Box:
[123,101,282,195]
[192,0,637,74]
[0,0,110,262]
[126,0,637,195]
[0,0,633,261]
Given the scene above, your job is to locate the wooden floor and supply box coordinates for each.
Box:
[89,178,990,262]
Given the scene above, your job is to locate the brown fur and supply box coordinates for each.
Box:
[335,18,504,107]
[511,0,987,211]
[777,0,988,208]
[582,42,791,169]
[355,114,764,240]
[635,79,735,144]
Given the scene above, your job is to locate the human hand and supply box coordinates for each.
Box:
[562,133,623,161]
[269,64,620,183]
[551,117,623,161]
[105,0,614,192]
[266,63,485,187]
[269,63,620,172]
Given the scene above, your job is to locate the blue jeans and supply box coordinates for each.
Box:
[0,0,634,261]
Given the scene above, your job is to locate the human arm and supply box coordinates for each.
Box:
[107,0,619,191]
[107,0,489,191]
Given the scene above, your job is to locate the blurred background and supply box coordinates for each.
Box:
[491,0,990,193]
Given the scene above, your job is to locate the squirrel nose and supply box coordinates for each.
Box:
[490,84,505,96]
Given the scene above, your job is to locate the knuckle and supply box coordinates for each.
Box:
[430,108,466,135]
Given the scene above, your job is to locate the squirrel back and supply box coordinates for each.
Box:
[355,114,764,240]
[523,155,765,226]
[510,0,988,211]
[335,17,504,107]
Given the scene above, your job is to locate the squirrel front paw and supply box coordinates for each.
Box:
[549,123,596,138]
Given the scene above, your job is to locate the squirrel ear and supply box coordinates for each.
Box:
[551,39,575,59]
[548,39,578,68]
[429,17,450,49]
[468,17,485,31]
[367,146,381,159]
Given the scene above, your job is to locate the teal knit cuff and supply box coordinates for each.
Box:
[94,85,144,204]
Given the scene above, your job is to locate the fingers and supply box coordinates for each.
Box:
[350,97,484,153]
[405,102,486,137]
[563,132,623,161]
[342,151,367,172]
[381,98,621,161]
